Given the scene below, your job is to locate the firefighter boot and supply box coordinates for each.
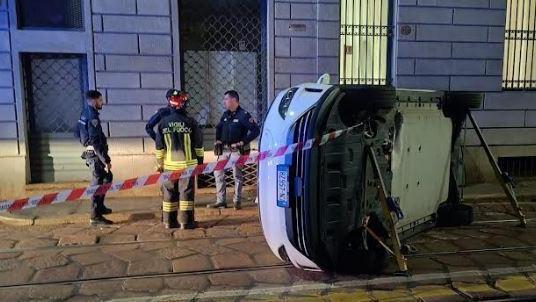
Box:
[163,201,179,229]
[179,200,195,229]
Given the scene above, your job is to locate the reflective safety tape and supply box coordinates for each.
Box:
[179,200,194,211]
[0,122,365,213]
[162,201,178,212]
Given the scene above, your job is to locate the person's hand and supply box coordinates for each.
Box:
[106,163,112,171]
[231,141,244,149]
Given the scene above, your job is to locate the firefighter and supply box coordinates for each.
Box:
[145,89,175,141]
[155,90,204,229]
[208,90,260,210]
[76,90,113,226]
[146,89,179,218]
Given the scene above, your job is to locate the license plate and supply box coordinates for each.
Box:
[277,165,290,208]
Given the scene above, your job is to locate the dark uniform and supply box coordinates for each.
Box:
[214,106,260,207]
[145,89,176,141]
[77,106,112,220]
[155,108,204,228]
[145,106,171,141]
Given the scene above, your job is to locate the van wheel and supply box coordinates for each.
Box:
[445,92,484,109]
[342,87,396,111]
[337,229,388,274]
[337,214,388,274]
[437,203,474,227]
[363,87,396,110]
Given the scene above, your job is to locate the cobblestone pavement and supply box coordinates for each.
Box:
[0,201,535,301]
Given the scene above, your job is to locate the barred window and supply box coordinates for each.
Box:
[17,0,83,30]
[503,0,536,89]
[340,0,393,85]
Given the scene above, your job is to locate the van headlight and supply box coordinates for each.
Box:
[279,87,299,119]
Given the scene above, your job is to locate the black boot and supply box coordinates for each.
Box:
[164,211,179,229]
[207,202,226,209]
[99,206,112,215]
[178,209,195,229]
[90,216,113,226]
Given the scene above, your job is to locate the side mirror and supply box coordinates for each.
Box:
[317,73,331,85]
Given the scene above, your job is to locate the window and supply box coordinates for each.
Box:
[340,0,392,85]
[22,53,88,183]
[498,156,536,177]
[17,0,83,30]
[503,0,536,89]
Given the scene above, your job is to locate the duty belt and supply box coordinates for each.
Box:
[223,145,240,152]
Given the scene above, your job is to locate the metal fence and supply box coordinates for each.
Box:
[498,156,536,178]
[22,53,87,135]
[503,0,536,89]
[180,0,266,188]
[22,53,88,183]
[198,164,259,188]
[340,0,393,85]
[180,0,266,127]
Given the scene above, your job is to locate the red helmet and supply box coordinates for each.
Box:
[168,90,189,109]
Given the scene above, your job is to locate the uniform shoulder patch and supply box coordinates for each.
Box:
[91,119,100,127]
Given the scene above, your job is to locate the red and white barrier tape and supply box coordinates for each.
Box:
[0,123,364,212]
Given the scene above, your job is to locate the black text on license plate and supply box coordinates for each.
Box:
[277,165,289,208]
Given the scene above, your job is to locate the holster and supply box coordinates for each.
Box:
[214,143,223,156]
[81,150,96,160]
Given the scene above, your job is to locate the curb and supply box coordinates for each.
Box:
[464,192,536,203]
[0,213,34,226]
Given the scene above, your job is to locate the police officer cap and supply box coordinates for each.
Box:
[166,89,180,99]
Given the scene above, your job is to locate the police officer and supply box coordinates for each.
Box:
[208,90,260,210]
[155,90,204,229]
[77,90,113,226]
[145,89,175,141]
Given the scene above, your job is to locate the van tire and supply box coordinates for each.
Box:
[445,92,484,109]
[437,203,474,227]
[342,87,396,111]
[363,87,396,110]
[337,213,389,274]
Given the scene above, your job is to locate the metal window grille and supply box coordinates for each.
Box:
[503,0,536,89]
[22,53,88,183]
[340,0,393,85]
[22,53,88,134]
[197,164,259,188]
[180,0,266,128]
[17,0,83,30]
[498,156,536,177]
[180,0,267,188]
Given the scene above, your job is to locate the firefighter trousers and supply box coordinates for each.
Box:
[161,172,195,228]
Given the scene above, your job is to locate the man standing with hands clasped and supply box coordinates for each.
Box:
[208,90,260,210]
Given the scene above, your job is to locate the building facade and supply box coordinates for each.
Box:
[0,0,534,199]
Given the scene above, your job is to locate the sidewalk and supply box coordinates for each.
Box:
[1,179,535,227]
[0,188,257,226]
[463,179,536,202]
